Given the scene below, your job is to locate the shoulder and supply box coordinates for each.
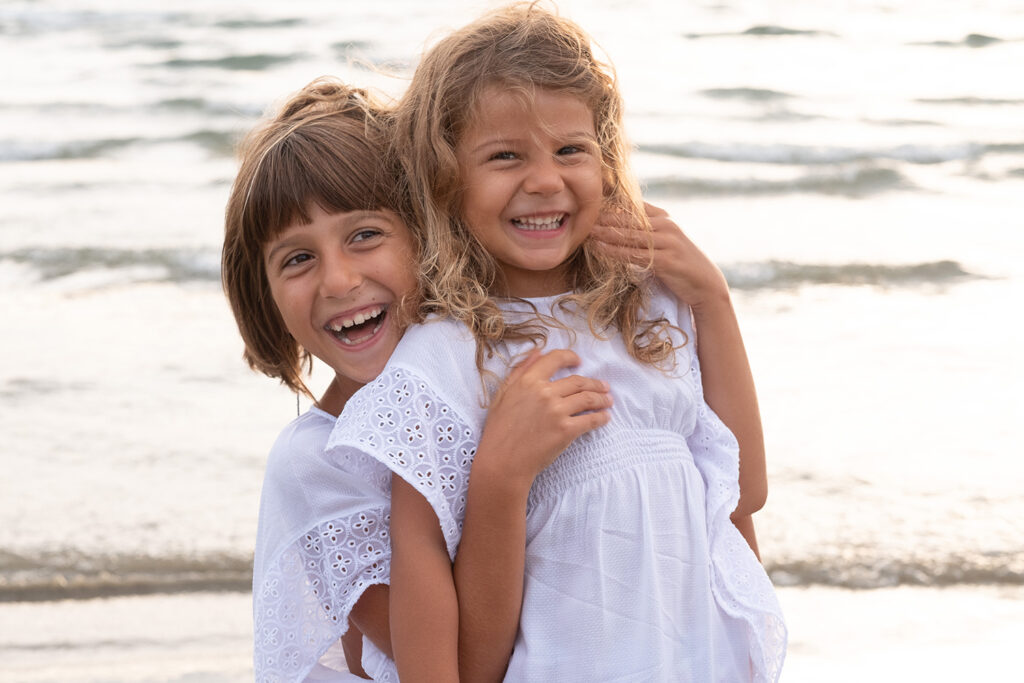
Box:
[645,280,695,340]
[393,316,476,354]
[379,316,485,417]
[264,406,389,502]
[265,407,335,473]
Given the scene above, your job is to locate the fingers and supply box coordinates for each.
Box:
[644,201,669,218]
[592,239,655,267]
[592,223,652,249]
[505,348,543,383]
[560,388,614,416]
[562,406,613,440]
[549,373,609,398]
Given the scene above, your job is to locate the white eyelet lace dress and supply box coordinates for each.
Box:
[251,408,399,682]
[327,283,787,682]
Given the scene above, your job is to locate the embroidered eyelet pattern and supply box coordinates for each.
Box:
[253,506,390,682]
[332,368,476,559]
[686,353,787,681]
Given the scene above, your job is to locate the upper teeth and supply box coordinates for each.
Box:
[513,214,564,230]
[329,305,384,331]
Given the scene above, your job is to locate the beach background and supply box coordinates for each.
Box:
[1,0,1022,680]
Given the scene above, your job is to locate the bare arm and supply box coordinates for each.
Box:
[455,349,613,681]
[389,475,459,682]
[348,583,391,659]
[593,204,767,555]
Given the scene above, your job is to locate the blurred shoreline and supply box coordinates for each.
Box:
[3,585,1022,682]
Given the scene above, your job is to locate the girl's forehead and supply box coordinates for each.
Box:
[463,86,596,138]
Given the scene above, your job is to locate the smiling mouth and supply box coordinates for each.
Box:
[327,305,386,346]
[511,213,566,231]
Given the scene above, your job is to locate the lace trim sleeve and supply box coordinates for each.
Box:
[253,505,390,683]
[328,367,478,560]
[681,308,788,682]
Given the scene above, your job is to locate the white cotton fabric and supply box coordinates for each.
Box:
[327,284,787,682]
[251,407,399,682]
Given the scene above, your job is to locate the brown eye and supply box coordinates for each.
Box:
[352,228,383,243]
[283,253,312,268]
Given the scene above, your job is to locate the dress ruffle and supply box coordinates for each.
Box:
[252,410,398,682]
[678,303,787,682]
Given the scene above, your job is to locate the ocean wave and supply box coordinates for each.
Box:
[637,140,1020,165]
[916,96,1024,106]
[643,166,910,197]
[0,137,141,162]
[722,260,977,290]
[0,97,257,118]
[862,117,941,127]
[0,8,190,36]
[767,552,1024,589]
[699,87,794,102]
[0,129,238,161]
[213,17,305,30]
[911,33,1004,48]
[0,549,251,603]
[685,25,834,39]
[0,246,220,284]
[159,52,302,71]
[2,545,1019,602]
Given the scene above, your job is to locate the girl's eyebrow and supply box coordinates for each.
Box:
[264,236,299,264]
[468,137,518,154]
[469,130,598,154]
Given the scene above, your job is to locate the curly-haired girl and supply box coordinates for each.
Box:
[327,4,786,681]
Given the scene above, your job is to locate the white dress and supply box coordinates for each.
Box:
[327,284,787,682]
[251,408,398,682]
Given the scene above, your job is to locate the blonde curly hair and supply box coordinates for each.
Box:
[392,2,678,372]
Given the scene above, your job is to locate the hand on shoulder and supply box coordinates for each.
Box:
[591,201,731,315]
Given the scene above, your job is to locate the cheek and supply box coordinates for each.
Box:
[460,186,487,221]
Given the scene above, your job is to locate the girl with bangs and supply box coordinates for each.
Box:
[224,78,613,681]
[326,4,786,682]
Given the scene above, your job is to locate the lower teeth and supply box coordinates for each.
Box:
[338,316,384,345]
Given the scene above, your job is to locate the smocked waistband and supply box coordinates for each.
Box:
[528,428,694,503]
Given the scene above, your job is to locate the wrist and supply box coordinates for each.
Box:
[469,441,535,501]
[690,285,733,320]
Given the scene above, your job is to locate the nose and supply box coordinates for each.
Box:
[318,250,362,299]
[522,155,565,195]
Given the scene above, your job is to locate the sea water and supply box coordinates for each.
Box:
[1,0,1022,680]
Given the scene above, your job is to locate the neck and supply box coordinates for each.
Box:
[501,266,571,299]
[316,375,364,417]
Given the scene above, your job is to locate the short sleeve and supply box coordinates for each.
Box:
[327,367,480,560]
[252,411,395,683]
[253,505,390,682]
[676,301,788,682]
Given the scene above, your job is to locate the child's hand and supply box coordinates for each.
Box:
[592,202,730,312]
[475,349,612,490]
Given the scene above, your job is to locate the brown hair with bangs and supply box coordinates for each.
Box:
[222,77,410,396]
[393,2,678,374]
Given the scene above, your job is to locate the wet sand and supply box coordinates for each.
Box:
[2,585,1022,681]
